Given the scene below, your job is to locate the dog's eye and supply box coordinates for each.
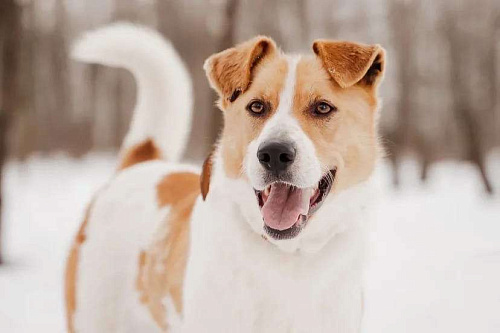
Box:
[314,102,336,115]
[247,100,267,115]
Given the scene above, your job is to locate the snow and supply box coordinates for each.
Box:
[0,152,499,332]
[364,156,500,333]
[0,153,116,333]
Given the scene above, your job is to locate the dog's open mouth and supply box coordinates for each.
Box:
[254,169,337,240]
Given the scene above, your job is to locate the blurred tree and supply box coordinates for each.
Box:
[0,0,23,263]
[157,0,222,161]
[1,0,499,193]
[113,0,141,148]
[212,0,241,143]
[14,0,37,159]
[0,109,6,264]
[443,8,494,194]
[387,0,418,186]
[487,7,500,150]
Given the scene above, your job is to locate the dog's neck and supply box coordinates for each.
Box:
[183,152,377,332]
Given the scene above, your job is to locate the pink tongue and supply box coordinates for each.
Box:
[261,184,310,231]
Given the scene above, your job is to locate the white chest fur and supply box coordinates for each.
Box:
[179,176,375,333]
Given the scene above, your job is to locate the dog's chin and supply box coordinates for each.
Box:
[254,169,337,240]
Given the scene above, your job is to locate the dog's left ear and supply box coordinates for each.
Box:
[204,36,277,106]
[312,40,385,89]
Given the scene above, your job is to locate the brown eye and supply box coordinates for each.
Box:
[314,102,335,115]
[247,100,267,115]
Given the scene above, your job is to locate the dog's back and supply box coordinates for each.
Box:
[65,24,196,332]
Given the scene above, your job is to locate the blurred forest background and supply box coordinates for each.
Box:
[0,0,499,231]
[1,1,500,326]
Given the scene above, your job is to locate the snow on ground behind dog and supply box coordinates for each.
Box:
[0,153,116,332]
[364,153,500,333]
[0,152,499,332]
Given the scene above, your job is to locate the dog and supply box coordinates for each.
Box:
[65,23,386,332]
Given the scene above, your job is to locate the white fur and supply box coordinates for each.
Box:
[181,150,377,332]
[71,23,193,163]
[74,162,199,332]
[72,27,378,333]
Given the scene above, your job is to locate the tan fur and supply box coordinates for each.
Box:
[200,148,215,200]
[136,172,200,330]
[118,139,161,170]
[312,40,384,88]
[204,36,277,108]
[205,37,385,193]
[204,37,288,178]
[293,56,382,191]
[65,204,94,333]
[219,56,288,177]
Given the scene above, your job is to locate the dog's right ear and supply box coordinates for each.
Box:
[204,36,277,107]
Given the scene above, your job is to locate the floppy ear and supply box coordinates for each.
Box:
[312,40,385,88]
[204,36,277,105]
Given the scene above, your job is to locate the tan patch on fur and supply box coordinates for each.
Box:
[293,56,382,191]
[204,36,292,179]
[204,36,277,106]
[200,148,215,200]
[136,172,200,330]
[312,40,384,88]
[65,203,93,333]
[118,139,161,170]
[219,56,288,178]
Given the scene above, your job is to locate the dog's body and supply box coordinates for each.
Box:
[66,24,385,333]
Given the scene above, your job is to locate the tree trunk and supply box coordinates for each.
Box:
[388,0,418,187]
[210,0,240,138]
[0,0,22,264]
[443,11,494,194]
[0,110,7,264]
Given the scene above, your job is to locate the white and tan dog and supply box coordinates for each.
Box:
[65,23,386,333]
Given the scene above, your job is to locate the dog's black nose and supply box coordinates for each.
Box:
[257,141,296,174]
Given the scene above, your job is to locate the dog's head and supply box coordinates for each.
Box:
[203,36,385,249]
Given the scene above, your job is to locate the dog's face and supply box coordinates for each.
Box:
[204,37,385,247]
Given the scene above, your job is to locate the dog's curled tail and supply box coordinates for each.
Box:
[72,23,193,168]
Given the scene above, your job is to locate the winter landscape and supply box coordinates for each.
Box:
[1,0,500,331]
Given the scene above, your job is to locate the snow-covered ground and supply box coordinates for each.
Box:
[0,152,499,333]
